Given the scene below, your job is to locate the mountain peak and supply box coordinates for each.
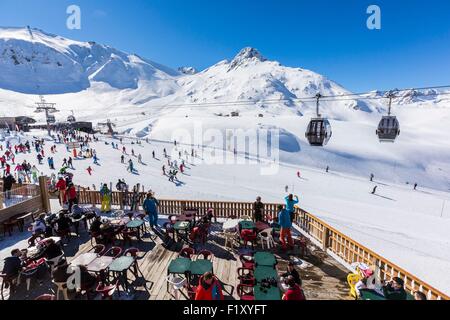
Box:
[229,47,267,70]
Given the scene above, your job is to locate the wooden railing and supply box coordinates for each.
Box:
[75,190,449,300]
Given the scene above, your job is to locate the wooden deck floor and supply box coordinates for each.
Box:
[3,222,351,300]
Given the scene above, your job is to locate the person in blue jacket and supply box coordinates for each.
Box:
[143,192,159,229]
[285,194,299,222]
[278,205,294,250]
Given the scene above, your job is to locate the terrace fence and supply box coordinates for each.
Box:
[74,189,449,300]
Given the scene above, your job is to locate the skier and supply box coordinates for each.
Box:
[152,150,155,159]
[37,153,43,165]
[73,148,77,158]
[370,173,374,182]
[62,158,68,168]
[93,154,99,165]
[68,157,74,169]
[414,183,418,190]
[180,163,184,174]
[162,165,166,176]
[285,185,289,193]
[127,159,134,173]
[132,149,135,157]
[163,148,167,158]
[371,186,378,194]
[326,166,329,173]
[143,192,160,229]
[297,171,301,178]
[138,154,142,164]
[121,154,125,164]
[87,166,93,176]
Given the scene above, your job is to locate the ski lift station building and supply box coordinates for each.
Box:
[0,116,36,132]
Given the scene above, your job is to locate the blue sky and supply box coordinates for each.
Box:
[0,0,449,92]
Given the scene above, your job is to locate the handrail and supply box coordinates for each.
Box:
[74,189,449,300]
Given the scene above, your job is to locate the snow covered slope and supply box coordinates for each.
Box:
[0,27,449,192]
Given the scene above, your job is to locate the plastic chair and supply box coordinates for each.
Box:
[53,280,69,300]
[179,247,195,259]
[123,247,140,276]
[90,244,106,256]
[168,215,177,225]
[223,230,237,249]
[241,215,252,221]
[197,250,213,261]
[35,294,57,300]
[258,228,275,250]
[163,222,175,242]
[239,254,255,269]
[46,254,65,273]
[240,229,257,249]
[103,246,123,258]
[166,274,186,300]
[347,273,361,299]
[237,267,255,286]
[237,284,255,300]
[96,281,118,300]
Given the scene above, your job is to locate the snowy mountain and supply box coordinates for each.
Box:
[0,27,449,192]
[0,27,180,94]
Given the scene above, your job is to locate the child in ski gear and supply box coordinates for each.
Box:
[100,184,112,213]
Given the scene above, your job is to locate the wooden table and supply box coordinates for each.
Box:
[222,219,242,231]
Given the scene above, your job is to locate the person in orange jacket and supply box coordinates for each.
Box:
[194,272,224,300]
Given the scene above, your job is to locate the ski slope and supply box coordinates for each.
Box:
[1,129,450,295]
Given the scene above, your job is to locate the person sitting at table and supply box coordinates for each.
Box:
[277,205,294,251]
[55,211,72,235]
[282,276,306,301]
[414,291,427,300]
[33,238,64,261]
[28,214,48,246]
[89,215,102,234]
[2,249,23,280]
[195,272,224,300]
[382,277,407,300]
[52,260,73,283]
[253,196,264,222]
[281,261,301,285]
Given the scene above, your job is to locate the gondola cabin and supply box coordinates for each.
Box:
[305,118,332,146]
[376,116,400,142]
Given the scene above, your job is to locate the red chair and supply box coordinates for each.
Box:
[103,246,123,258]
[163,222,175,242]
[239,254,255,269]
[179,247,195,259]
[35,294,57,300]
[123,247,140,276]
[120,228,139,245]
[90,244,106,255]
[240,229,257,249]
[197,250,213,261]
[96,281,118,300]
[168,215,177,224]
[184,282,197,300]
[237,267,255,286]
[237,284,255,301]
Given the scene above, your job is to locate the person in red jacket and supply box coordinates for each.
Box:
[282,276,306,301]
[55,177,67,206]
[194,272,224,300]
[67,183,78,212]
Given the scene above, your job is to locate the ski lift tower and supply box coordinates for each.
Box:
[97,119,117,136]
[34,95,59,136]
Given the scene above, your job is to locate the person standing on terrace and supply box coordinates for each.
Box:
[143,192,159,229]
[278,204,294,251]
[285,194,299,222]
[252,196,264,222]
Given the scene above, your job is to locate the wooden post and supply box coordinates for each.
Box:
[322,226,330,251]
[39,176,51,213]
